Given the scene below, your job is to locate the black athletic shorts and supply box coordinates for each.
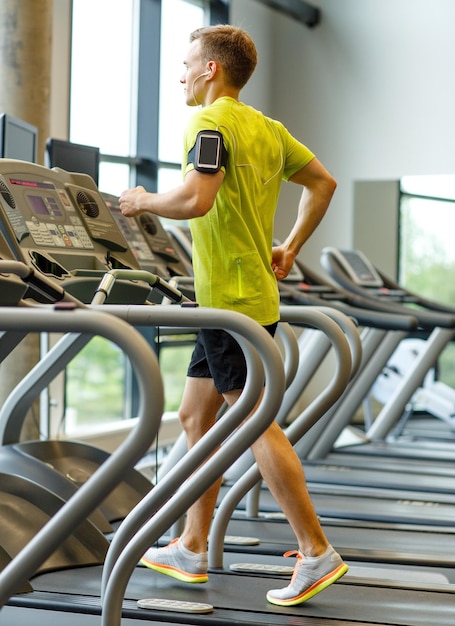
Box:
[187,322,278,394]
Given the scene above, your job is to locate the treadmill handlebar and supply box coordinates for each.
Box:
[0,260,85,307]
[278,281,418,331]
[93,269,191,305]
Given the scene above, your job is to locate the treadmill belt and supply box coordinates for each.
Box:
[8,563,455,626]
[226,515,455,569]
[303,462,455,494]
[243,484,455,526]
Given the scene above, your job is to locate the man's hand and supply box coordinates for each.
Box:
[271,244,296,281]
[119,186,148,217]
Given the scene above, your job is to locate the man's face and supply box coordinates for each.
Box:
[181,40,208,106]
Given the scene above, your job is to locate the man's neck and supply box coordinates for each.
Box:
[203,84,240,106]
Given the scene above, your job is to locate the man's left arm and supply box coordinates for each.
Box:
[271,158,336,280]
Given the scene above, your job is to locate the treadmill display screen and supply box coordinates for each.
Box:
[28,195,63,218]
[29,195,49,215]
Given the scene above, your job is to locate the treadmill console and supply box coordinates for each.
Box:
[101,192,190,280]
[324,248,383,288]
[164,224,194,277]
[0,160,147,303]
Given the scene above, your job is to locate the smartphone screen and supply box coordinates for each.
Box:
[197,134,220,169]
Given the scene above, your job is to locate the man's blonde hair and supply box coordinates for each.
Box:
[190,25,257,89]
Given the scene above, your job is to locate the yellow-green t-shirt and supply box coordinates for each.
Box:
[183,97,314,326]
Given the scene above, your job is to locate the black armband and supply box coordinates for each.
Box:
[187,130,228,174]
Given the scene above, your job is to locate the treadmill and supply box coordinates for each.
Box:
[102,306,452,621]
[275,254,455,475]
[207,261,455,578]
[218,275,455,528]
[0,160,196,529]
[0,302,321,625]
[314,246,455,458]
[3,304,454,626]
[146,240,455,575]
[2,172,450,623]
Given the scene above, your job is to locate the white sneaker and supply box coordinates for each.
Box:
[266,545,348,606]
[140,538,208,583]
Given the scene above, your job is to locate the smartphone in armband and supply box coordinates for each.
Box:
[188,130,227,174]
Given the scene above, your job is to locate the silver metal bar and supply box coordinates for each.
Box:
[100,307,286,626]
[208,306,354,567]
[0,306,163,608]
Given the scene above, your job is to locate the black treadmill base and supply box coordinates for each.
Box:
[4,594,380,626]
[3,564,455,626]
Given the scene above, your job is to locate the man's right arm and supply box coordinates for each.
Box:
[119,168,224,221]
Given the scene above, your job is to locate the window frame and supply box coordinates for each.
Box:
[98,0,229,192]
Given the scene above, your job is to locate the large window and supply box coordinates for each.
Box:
[157,0,207,197]
[65,0,228,434]
[159,0,206,166]
[399,175,455,387]
[70,0,212,196]
[70,0,136,195]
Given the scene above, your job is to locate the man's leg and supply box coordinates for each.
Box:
[251,420,328,554]
[141,375,225,582]
[222,386,327,555]
[178,376,225,553]
[249,419,348,605]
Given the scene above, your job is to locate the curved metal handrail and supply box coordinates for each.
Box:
[239,304,361,512]
[224,305,361,483]
[99,306,286,626]
[208,306,354,568]
[98,306,267,596]
[276,304,361,427]
[307,305,361,377]
[276,321,300,388]
[0,306,163,608]
[91,268,191,305]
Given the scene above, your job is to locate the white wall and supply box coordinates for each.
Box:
[229,0,274,110]
[231,0,455,271]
